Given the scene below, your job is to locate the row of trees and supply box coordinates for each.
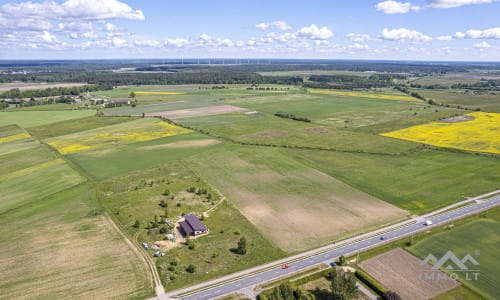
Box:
[0,84,112,99]
[274,112,311,123]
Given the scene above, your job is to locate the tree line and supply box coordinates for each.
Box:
[0,84,112,99]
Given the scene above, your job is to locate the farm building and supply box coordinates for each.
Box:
[179,214,208,237]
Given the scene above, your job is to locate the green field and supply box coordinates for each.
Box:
[410,213,500,299]
[415,88,500,112]
[28,115,136,139]
[0,110,95,127]
[0,144,56,176]
[292,149,500,214]
[186,145,407,252]
[156,201,286,291]
[68,132,221,180]
[97,161,286,291]
[0,158,86,213]
[0,183,153,299]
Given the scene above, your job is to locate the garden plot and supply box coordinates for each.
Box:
[359,248,460,300]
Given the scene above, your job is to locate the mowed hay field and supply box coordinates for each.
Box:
[0,184,152,299]
[416,88,500,112]
[359,248,460,300]
[186,145,408,252]
[0,110,95,128]
[409,208,500,299]
[381,112,500,154]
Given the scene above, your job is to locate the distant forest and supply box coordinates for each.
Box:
[0,60,499,94]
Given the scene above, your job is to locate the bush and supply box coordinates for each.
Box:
[355,269,388,296]
[186,264,196,273]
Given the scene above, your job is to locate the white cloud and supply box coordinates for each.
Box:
[256,22,269,30]
[381,28,432,42]
[2,0,144,21]
[134,39,160,47]
[375,1,420,14]
[427,0,492,8]
[348,43,369,50]
[347,33,373,42]
[164,38,191,48]
[272,21,292,30]
[38,30,56,43]
[105,22,117,31]
[297,24,333,40]
[256,20,292,31]
[111,36,126,47]
[465,27,500,39]
[473,41,491,48]
[437,35,453,41]
[454,32,466,39]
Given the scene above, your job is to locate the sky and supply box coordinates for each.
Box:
[0,0,499,60]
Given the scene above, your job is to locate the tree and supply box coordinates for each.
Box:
[132,220,140,228]
[162,189,170,196]
[159,199,168,208]
[234,236,247,255]
[164,208,169,218]
[382,291,402,300]
[329,269,358,300]
[129,91,136,98]
[339,255,346,266]
[186,264,196,273]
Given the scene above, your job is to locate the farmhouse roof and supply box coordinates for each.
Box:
[179,214,207,235]
[185,214,206,231]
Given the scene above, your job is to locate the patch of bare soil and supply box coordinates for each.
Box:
[304,127,329,134]
[247,131,289,139]
[359,248,460,300]
[143,105,248,119]
[440,115,474,123]
[139,139,220,150]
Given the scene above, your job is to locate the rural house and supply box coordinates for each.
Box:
[179,214,208,237]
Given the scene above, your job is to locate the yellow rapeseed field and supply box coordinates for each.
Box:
[0,132,31,144]
[134,91,184,95]
[48,120,192,155]
[381,112,500,154]
[308,88,418,102]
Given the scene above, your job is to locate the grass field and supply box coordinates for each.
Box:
[0,158,86,213]
[0,110,95,127]
[180,113,418,154]
[292,149,500,214]
[381,112,500,154]
[67,132,221,180]
[0,144,56,176]
[156,201,286,291]
[185,145,407,252]
[308,88,419,102]
[47,118,191,155]
[0,183,153,299]
[415,88,500,112]
[409,213,500,299]
[28,116,136,139]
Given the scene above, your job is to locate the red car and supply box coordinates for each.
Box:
[281,264,290,269]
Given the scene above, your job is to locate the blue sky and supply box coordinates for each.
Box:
[0,0,499,60]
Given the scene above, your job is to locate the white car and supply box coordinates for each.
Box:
[424,220,433,226]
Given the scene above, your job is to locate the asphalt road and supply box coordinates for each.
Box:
[168,195,500,300]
